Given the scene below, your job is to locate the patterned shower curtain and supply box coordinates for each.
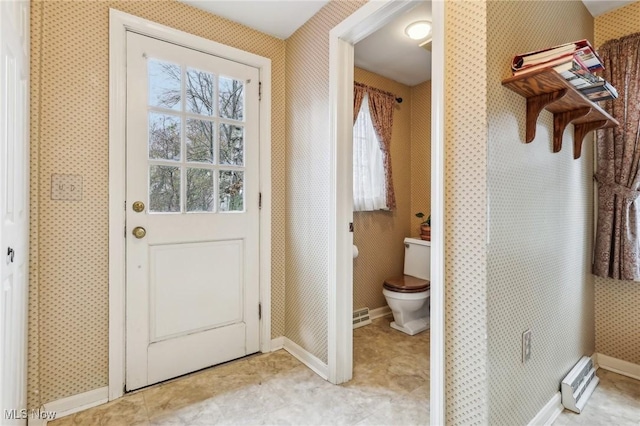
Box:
[593,33,640,280]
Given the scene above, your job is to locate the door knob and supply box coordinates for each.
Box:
[7,247,14,263]
[132,227,146,239]
[132,201,145,213]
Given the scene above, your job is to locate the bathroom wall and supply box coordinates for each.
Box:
[410,80,431,233]
[29,0,286,406]
[486,1,595,424]
[593,1,640,366]
[352,67,412,311]
[285,0,366,363]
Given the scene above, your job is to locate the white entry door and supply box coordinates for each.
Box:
[0,0,29,423]
[125,32,260,391]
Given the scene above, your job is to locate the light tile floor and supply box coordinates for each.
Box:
[49,316,429,425]
[554,368,640,426]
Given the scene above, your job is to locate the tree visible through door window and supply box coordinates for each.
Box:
[147,58,245,213]
[353,92,387,211]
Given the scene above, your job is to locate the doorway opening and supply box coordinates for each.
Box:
[327,1,445,424]
[108,10,273,400]
[124,31,262,391]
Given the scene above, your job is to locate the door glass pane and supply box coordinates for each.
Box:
[219,124,244,166]
[186,119,214,163]
[149,165,181,212]
[148,59,181,111]
[186,68,214,116]
[219,76,244,121]
[149,112,181,161]
[187,168,214,212]
[219,171,243,212]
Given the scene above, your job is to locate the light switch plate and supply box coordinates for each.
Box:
[51,174,83,201]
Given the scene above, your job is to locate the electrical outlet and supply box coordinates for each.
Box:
[522,329,532,363]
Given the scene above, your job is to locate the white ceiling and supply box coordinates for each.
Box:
[354,2,432,87]
[177,1,637,86]
[180,0,329,39]
[179,0,639,39]
[581,0,636,16]
[180,0,431,86]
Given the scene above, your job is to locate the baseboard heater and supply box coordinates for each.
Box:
[561,356,599,413]
[353,307,372,329]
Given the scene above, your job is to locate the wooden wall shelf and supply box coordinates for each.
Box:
[502,68,619,159]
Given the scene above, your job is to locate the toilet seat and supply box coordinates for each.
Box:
[383,275,430,293]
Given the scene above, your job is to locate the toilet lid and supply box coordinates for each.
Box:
[383,275,430,293]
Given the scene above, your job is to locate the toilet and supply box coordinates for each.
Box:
[382,237,431,336]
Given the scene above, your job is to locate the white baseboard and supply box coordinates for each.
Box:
[270,336,284,351]
[528,392,563,426]
[595,353,640,381]
[369,305,391,320]
[282,337,328,380]
[36,386,108,424]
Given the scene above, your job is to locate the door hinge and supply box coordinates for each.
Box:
[258,303,262,320]
[349,222,354,232]
[259,81,262,101]
[259,192,262,209]
[124,200,126,211]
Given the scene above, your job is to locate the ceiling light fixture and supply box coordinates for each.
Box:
[405,21,432,40]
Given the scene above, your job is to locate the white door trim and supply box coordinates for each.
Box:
[429,2,445,423]
[327,1,445,425]
[0,0,30,420]
[108,9,272,401]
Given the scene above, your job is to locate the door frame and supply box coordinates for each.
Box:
[0,0,30,419]
[327,0,445,424]
[108,9,272,401]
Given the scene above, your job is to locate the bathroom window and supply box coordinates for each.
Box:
[353,93,387,211]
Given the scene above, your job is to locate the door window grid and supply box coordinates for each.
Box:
[146,58,246,213]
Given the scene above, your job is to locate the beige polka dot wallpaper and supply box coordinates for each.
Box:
[411,80,432,230]
[284,0,367,364]
[444,1,488,423]
[486,1,595,424]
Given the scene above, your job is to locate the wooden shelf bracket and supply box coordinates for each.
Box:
[574,120,607,159]
[553,107,591,152]
[525,90,566,143]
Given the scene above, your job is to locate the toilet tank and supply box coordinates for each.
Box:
[404,237,431,280]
